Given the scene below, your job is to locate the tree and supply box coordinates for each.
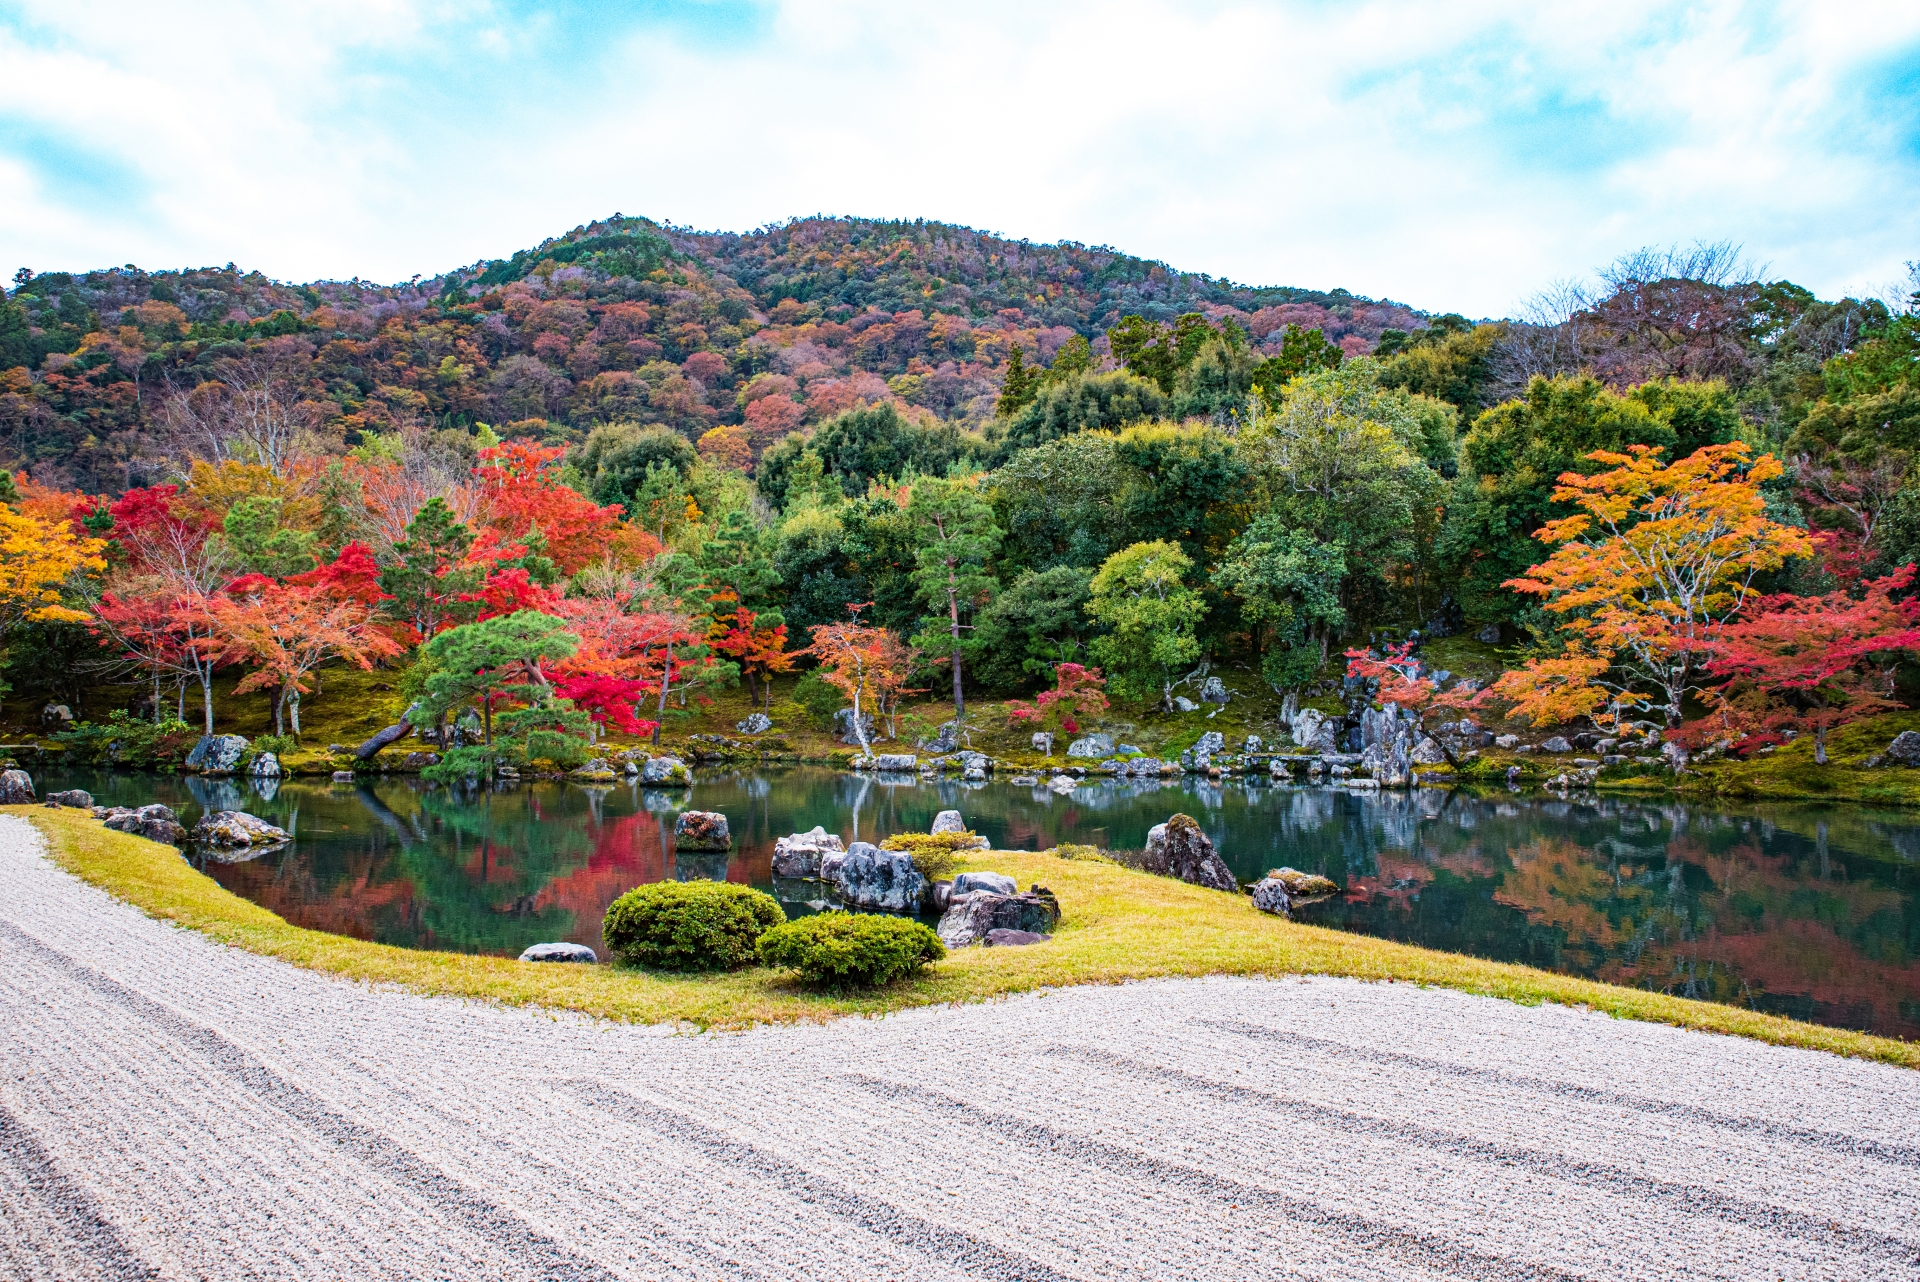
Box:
[1251,325,1343,401]
[994,371,1165,459]
[0,506,106,633]
[708,603,790,710]
[799,607,919,754]
[906,476,1001,717]
[209,581,403,737]
[221,495,317,578]
[413,611,581,745]
[995,345,1037,418]
[379,497,480,641]
[971,564,1095,688]
[1086,540,1206,710]
[475,441,622,575]
[1212,518,1347,689]
[1004,663,1108,742]
[1490,443,1814,729]
[1681,566,1920,764]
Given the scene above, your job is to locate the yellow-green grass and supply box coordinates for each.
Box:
[13,806,1916,1066]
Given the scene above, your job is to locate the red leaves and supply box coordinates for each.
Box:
[289,541,388,607]
[1005,663,1109,732]
[475,441,623,575]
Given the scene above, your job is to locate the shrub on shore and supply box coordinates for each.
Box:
[603,880,785,971]
[756,912,945,987]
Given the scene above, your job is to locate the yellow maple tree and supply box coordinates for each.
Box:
[0,506,108,630]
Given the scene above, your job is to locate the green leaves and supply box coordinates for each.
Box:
[1086,540,1206,707]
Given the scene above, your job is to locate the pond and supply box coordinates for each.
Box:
[35,766,1920,1040]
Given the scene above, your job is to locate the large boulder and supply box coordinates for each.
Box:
[918,720,963,754]
[519,942,597,963]
[931,809,967,834]
[1268,866,1339,898]
[1887,731,1920,766]
[186,734,250,773]
[952,870,1017,896]
[1250,876,1292,916]
[1410,737,1448,766]
[640,756,692,786]
[1142,814,1237,892]
[1195,731,1225,755]
[873,753,918,772]
[44,789,92,809]
[1065,733,1114,759]
[249,752,282,778]
[837,846,926,912]
[0,769,34,804]
[191,810,289,850]
[1200,675,1229,704]
[834,708,875,746]
[772,826,844,877]
[1290,707,1328,749]
[353,723,411,761]
[1541,736,1574,754]
[674,810,732,852]
[100,803,186,845]
[936,885,1061,948]
[735,712,773,735]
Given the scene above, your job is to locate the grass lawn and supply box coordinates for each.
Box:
[13,805,1915,1067]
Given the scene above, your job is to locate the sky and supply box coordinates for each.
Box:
[2,0,1917,317]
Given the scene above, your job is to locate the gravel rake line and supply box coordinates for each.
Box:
[0,1100,160,1282]
[0,921,624,1282]
[571,1080,1082,1282]
[1205,1018,1920,1170]
[1052,1045,1920,1270]
[843,1074,1596,1282]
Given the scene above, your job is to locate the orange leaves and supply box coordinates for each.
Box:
[1484,651,1630,729]
[475,441,623,575]
[209,579,402,699]
[1497,442,1813,726]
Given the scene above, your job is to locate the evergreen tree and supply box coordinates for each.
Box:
[996,345,1037,418]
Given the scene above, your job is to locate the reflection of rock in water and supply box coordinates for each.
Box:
[642,789,688,814]
[675,853,728,882]
[249,776,280,804]
[186,776,245,813]
[742,775,771,800]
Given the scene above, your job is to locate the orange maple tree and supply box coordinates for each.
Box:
[1488,443,1813,730]
[798,606,919,753]
[475,441,623,575]
[209,580,404,737]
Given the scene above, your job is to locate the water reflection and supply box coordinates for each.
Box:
[35,767,1920,1039]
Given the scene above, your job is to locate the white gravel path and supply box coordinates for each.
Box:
[0,815,1915,1281]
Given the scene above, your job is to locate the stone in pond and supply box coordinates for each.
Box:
[640,756,692,786]
[193,735,250,774]
[1267,867,1339,898]
[837,846,925,912]
[873,754,917,772]
[331,771,355,783]
[1065,733,1114,758]
[44,789,91,809]
[675,810,732,852]
[931,809,966,834]
[1143,814,1237,893]
[249,752,282,778]
[1886,731,1920,765]
[736,712,773,735]
[191,810,289,849]
[0,769,34,804]
[952,871,1016,896]
[1047,774,1078,793]
[772,826,845,877]
[984,929,1051,947]
[1250,876,1293,917]
[519,942,597,963]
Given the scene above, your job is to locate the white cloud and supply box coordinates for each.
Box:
[2,0,1916,315]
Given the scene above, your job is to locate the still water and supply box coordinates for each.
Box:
[39,766,1920,1040]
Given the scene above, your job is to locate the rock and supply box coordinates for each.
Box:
[1269,758,1292,780]
[962,764,987,782]
[44,789,91,809]
[352,721,412,761]
[1195,731,1225,755]
[1541,736,1573,753]
[1410,737,1448,765]
[936,886,1061,948]
[1476,622,1502,644]
[1200,676,1229,704]
[1250,877,1292,916]
[1662,741,1690,769]
[1030,732,1054,755]
[1142,814,1236,892]
[837,846,926,912]
[1243,735,1263,753]
[1603,754,1627,765]
[831,707,875,746]
[1494,734,1520,749]
[736,712,773,735]
[186,734,250,773]
[1886,731,1920,765]
[1173,696,1198,712]
[931,809,967,834]
[821,841,864,885]
[331,771,355,783]
[1047,774,1078,793]
[1572,757,1599,767]
[569,758,615,782]
[928,880,954,915]
[1506,765,1523,785]
[873,753,918,772]
[952,871,1017,896]
[984,929,1051,947]
[248,751,282,778]
[674,810,732,852]
[1009,775,1039,786]
[40,702,73,725]
[1065,733,1114,758]
[772,826,844,877]
[0,769,34,804]
[1290,707,1329,750]
[191,810,289,849]
[1268,866,1339,898]
[918,720,963,753]
[102,803,186,845]
[640,756,692,786]
[519,942,597,963]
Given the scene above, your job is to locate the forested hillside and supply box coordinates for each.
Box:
[0,213,1914,775]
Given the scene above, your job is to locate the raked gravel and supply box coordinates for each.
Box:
[0,814,1915,1281]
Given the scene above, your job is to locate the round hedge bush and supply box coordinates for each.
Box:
[602,880,785,971]
[755,912,946,988]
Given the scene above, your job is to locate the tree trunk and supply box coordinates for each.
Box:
[1814,722,1828,766]
[288,689,301,738]
[200,662,214,735]
[946,578,965,718]
[483,687,493,746]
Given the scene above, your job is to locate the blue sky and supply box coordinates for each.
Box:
[2,0,1917,316]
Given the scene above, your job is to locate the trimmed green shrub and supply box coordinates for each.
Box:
[756,912,946,987]
[878,830,983,880]
[603,880,786,971]
[1050,843,1116,863]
